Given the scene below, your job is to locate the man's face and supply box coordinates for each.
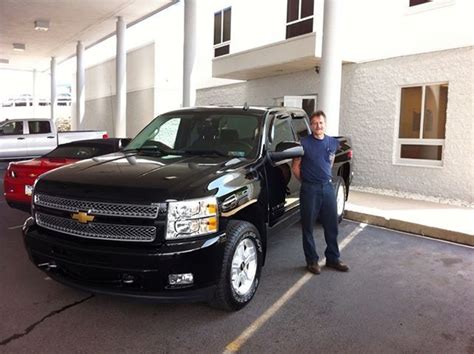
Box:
[310,116,326,136]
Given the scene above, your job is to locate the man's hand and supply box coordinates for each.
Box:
[292,157,302,181]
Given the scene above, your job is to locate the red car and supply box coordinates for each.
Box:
[4,138,129,212]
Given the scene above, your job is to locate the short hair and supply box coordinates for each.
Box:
[309,110,326,123]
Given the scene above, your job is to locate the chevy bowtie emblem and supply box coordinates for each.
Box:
[72,211,95,224]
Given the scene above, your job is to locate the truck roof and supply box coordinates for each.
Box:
[163,105,305,116]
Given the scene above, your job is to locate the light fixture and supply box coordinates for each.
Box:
[0,58,9,64]
[34,20,49,31]
[13,43,26,51]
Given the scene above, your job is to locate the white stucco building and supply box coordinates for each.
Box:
[2,0,472,203]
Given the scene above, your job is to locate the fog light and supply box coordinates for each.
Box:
[168,273,194,286]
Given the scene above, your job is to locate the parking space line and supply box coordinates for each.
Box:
[223,223,367,353]
[8,225,23,230]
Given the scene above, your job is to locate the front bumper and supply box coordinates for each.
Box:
[23,218,226,302]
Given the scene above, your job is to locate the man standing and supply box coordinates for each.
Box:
[292,110,349,274]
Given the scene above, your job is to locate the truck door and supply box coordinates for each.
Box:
[0,120,27,159]
[265,113,300,226]
[26,120,56,157]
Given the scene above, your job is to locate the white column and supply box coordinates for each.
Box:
[50,57,57,120]
[76,41,85,130]
[115,16,127,137]
[32,69,37,117]
[319,0,343,136]
[183,0,197,107]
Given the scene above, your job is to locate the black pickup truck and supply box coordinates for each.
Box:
[23,106,353,311]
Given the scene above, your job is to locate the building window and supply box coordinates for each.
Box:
[409,0,431,6]
[286,0,314,39]
[396,83,448,166]
[214,7,231,57]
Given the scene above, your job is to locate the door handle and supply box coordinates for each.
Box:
[17,137,25,140]
[47,136,55,139]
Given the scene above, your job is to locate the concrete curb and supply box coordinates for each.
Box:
[345,210,474,247]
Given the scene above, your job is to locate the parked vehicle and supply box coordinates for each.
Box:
[0,118,108,160]
[57,93,71,106]
[1,94,49,107]
[23,106,353,311]
[4,138,130,213]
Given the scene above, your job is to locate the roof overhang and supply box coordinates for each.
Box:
[212,32,320,80]
[0,0,176,71]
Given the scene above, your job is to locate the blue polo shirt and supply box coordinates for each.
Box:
[300,134,339,183]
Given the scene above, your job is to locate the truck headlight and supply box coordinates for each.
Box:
[166,197,218,239]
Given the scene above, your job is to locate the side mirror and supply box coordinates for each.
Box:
[268,141,304,162]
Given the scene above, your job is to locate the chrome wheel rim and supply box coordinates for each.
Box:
[231,237,257,296]
[336,183,345,217]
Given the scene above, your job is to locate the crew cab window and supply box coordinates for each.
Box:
[291,116,310,140]
[0,121,23,135]
[28,121,51,134]
[269,116,296,150]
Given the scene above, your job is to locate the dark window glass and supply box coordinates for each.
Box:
[423,84,448,139]
[302,98,315,117]
[214,45,230,57]
[301,0,314,18]
[287,0,299,22]
[0,121,23,135]
[223,8,231,42]
[291,117,309,140]
[28,121,51,134]
[399,87,422,139]
[400,145,442,160]
[270,117,296,150]
[125,113,262,158]
[409,0,431,6]
[214,12,222,45]
[286,18,313,39]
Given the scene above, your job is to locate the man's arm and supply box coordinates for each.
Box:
[292,157,302,181]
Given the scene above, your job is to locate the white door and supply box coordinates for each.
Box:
[26,120,56,157]
[280,95,317,117]
[0,120,28,159]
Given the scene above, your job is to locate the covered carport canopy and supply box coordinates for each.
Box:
[0,0,175,71]
[0,0,176,135]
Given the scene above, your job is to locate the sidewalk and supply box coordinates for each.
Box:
[345,191,474,246]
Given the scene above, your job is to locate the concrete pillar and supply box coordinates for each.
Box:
[32,69,37,117]
[319,0,343,136]
[115,16,127,137]
[76,41,85,130]
[50,57,57,120]
[182,0,197,107]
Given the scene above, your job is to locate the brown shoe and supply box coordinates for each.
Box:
[325,260,349,272]
[306,262,321,274]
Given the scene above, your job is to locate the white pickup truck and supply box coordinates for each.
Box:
[0,118,108,160]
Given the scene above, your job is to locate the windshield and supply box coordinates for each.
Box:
[45,144,114,159]
[125,112,263,158]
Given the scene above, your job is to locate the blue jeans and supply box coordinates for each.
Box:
[300,181,340,265]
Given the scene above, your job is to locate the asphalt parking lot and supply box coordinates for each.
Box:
[0,161,473,353]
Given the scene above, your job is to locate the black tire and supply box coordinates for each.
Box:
[334,176,346,224]
[210,220,263,311]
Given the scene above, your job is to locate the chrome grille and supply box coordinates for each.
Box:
[36,213,156,242]
[34,194,159,219]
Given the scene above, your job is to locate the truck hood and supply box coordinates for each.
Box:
[34,152,253,203]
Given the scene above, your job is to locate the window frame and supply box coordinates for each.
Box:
[286,0,314,39]
[394,82,448,168]
[214,7,231,57]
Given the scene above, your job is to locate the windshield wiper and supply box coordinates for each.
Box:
[180,149,228,157]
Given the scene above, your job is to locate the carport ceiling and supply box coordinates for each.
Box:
[0,0,175,71]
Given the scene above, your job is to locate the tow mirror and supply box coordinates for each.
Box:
[268,141,304,162]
